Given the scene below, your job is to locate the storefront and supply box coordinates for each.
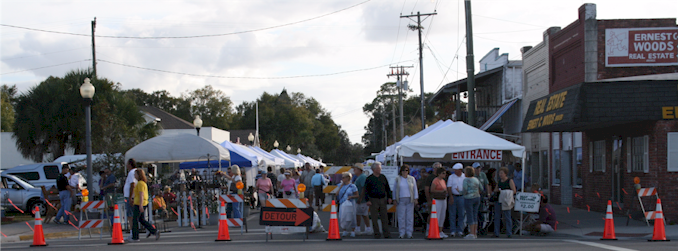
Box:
[523,80,678,221]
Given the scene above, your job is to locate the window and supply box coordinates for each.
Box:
[593,140,606,172]
[541,150,549,189]
[574,147,583,186]
[11,172,40,180]
[553,149,561,185]
[44,165,60,179]
[631,136,648,172]
[668,133,678,172]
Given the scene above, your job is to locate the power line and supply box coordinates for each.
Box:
[1,59,91,75]
[1,47,89,60]
[0,0,373,39]
[98,58,414,80]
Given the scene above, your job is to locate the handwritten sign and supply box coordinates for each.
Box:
[381,165,399,191]
[514,192,541,213]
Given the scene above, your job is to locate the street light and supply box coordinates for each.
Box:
[79,78,95,201]
[248,132,254,145]
[193,115,202,136]
[286,145,291,152]
[297,148,301,154]
[273,140,279,148]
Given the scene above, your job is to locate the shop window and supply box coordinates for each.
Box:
[667,133,678,172]
[553,149,561,185]
[574,147,583,186]
[541,150,549,189]
[592,140,606,172]
[630,136,649,173]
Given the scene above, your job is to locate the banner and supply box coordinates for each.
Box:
[606,27,678,67]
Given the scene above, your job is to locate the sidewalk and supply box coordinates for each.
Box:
[544,204,678,240]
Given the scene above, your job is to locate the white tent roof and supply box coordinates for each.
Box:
[233,144,278,168]
[269,149,302,168]
[125,134,230,163]
[249,146,285,166]
[220,141,259,167]
[384,120,453,156]
[295,154,326,167]
[397,121,525,159]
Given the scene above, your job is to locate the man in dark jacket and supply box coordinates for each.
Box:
[364,162,392,238]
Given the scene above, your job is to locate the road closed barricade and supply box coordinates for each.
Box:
[261,191,312,242]
[78,200,108,240]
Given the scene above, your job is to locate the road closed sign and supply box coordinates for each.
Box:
[260,207,313,227]
[514,192,541,213]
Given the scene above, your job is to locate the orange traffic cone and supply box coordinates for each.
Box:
[216,201,231,241]
[30,206,48,247]
[649,199,670,242]
[426,200,442,240]
[326,200,341,241]
[601,200,617,240]
[108,204,125,245]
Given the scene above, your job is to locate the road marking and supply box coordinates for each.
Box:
[564,240,639,251]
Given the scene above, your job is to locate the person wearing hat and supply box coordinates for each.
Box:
[281,171,297,198]
[447,163,466,237]
[352,163,373,235]
[473,163,490,196]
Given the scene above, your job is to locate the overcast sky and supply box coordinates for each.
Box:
[2,0,677,146]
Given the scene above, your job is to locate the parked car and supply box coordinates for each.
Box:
[1,173,46,216]
[2,162,70,189]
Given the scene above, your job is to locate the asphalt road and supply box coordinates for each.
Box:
[1,227,674,251]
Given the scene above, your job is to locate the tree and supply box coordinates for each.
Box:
[13,69,157,162]
[1,85,17,132]
[183,85,234,130]
[361,82,436,155]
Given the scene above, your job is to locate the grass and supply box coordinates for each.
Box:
[1,211,35,225]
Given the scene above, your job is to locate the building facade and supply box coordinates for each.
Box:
[522,3,678,222]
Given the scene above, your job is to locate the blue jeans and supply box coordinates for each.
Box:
[494,202,512,236]
[448,195,465,233]
[55,190,71,222]
[464,197,480,225]
[232,202,242,219]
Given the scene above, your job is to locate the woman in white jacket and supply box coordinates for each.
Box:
[493,167,516,238]
[394,164,418,239]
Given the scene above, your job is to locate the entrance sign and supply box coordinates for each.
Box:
[606,27,678,67]
[260,207,313,226]
[514,192,541,213]
[450,149,502,161]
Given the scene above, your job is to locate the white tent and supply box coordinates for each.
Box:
[249,146,285,166]
[269,149,302,168]
[397,121,525,161]
[233,144,278,168]
[220,140,259,167]
[125,134,230,166]
[296,154,326,167]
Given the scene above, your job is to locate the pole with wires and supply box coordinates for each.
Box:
[401,11,437,131]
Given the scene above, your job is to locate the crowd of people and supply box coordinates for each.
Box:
[311,161,557,239]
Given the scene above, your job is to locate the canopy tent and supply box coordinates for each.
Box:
[249,146,285,166]
[220,141,259,167]
[270,149,302,168]
[296,154,326,167]
[179,160,231,169]
[397,121,525,160]
[125,134,230,168]
[384,119,452,157]
[232,144,277,168]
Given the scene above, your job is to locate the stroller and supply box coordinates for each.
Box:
[478,197,493,236]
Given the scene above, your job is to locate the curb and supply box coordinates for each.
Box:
[8,227,111,243]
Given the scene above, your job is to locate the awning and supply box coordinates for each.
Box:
[479,98,518,131]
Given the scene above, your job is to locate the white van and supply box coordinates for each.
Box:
[3,162,71,189]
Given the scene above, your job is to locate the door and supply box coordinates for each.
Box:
[5,177,25,209]
[530,152,540,190]
[612,137,624,205]
[560,150,572,205]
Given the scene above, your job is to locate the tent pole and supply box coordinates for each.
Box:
[520,151,526,236]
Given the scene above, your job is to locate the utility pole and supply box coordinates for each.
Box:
[381,108,387,150]
[91,17,97,78]
[387,66,412,140]
[401,11,437,131]
[391,96,396,144]
[464,1,476,127]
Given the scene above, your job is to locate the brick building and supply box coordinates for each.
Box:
[522,3,678,222]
